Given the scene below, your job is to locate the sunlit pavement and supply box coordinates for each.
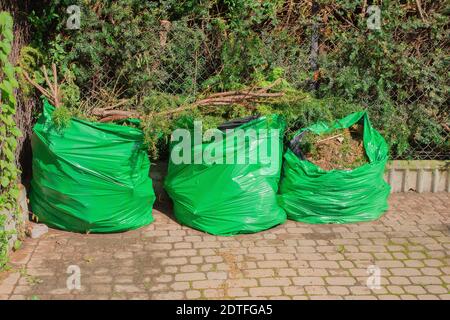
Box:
[1,193,448,300]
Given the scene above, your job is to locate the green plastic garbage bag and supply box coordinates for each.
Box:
[30,100,155,233]
[278,111,390,224]
[164,115,286,236]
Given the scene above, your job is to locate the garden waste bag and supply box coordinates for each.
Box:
[30,100,155,233]
[164,115,286,236]
[278,111,390,224]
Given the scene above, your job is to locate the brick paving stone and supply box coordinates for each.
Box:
[327,286,350,295]
[283,286,305,295]
[424,285,448,294]
[325,277,356,286]
[225,287,248,297]
[424,259,445,267]
[175,272,205,281]
[310,261,340,269]
[339,261,354,269]
[0,284,15,295]
[417,294,440,299]
[203,288,226,298]
[207,272,228,280]
[348,268,368,277]
[390,268,422,276]
[278,268,297,277]
[400,294,417,300]
[389,276,412,285]
[259,277,292,286]
[179,265,198,273]
[305,286,328,295]
[376,260,405,268]
[410,276,442,285]
[257,260,288,268]
[249,287,282,297]
[404,260,425,267]
[170,282,190,291]
[114,284,144,293]
[404,285,427,295]
[310,295,344,300]
[185,290,201,299]
[191,280,224,289]
[293,277,325,286]
[0,193,448,300]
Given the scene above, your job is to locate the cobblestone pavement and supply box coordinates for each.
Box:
[0,193,449,300]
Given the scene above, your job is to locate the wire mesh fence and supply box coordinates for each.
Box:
[310,2,449,160]
[146,21,313,97]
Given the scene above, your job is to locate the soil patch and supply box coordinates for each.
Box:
[299,124,368,171]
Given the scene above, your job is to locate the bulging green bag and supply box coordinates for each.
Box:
[278,111,390,224]
[164,115,286,236]
[30,100,155,233]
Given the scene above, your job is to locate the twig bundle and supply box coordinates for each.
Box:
[94,79,285,122]
[22,63,62,108]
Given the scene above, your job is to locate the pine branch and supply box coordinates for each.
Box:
[96,83,285,122]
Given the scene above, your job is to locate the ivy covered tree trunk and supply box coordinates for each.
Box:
[0,11,21,269]
[0,0,37,181]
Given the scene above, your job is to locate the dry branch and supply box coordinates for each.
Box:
[52,63,60,107]
[316,134,343,144]
[22,71,52,99]
[99,115,134,123]
[360,0,367,18]
[96,83,285,122]
[23,63,62,107]
[415,0,427,22]
[93,109,138,118]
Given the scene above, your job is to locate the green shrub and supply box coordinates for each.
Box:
[23,0,449,160]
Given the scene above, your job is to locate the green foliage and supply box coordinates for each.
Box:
[18,46,43,97]
[316,0,449,158]
[24,0,449,160]
[0,11,21,270]
[13,239,21,251]
[268,89,362,139]
[27,1,305,102]
[51,105,72,129]
[0,214,8,268]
